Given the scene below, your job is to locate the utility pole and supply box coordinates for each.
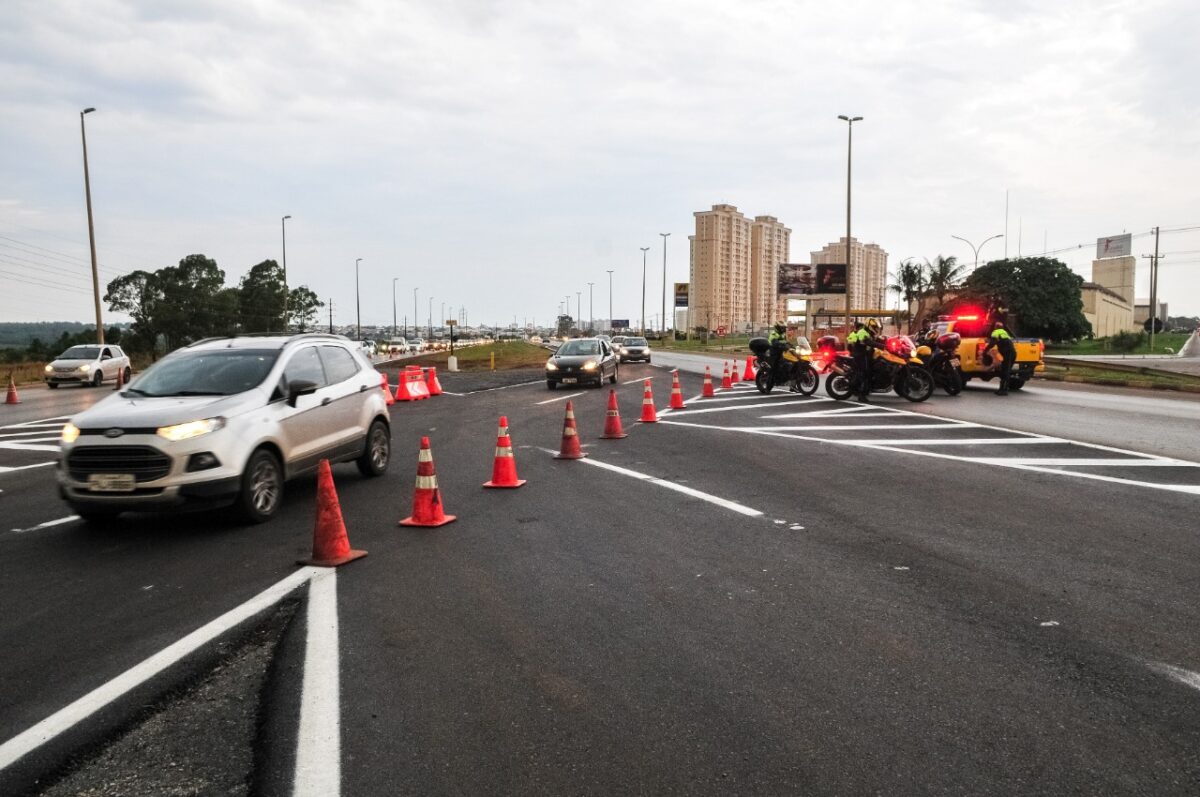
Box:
[660,232,671,342]
[838,114,863,334]
[328,299,334,334]
[1143,226,1163,352]
[79,107,104,345]
[588,282,594,333]
[640,247,650,335]
[606,269,614,333]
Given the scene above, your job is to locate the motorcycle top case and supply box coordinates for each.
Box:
[748,337,771,356]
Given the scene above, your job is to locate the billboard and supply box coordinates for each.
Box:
[673,282,689,307]
[610,319,630,328]
[778,263,846,295]
[1096,234,1132,259]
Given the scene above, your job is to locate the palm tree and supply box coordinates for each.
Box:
[924,255,967,304]
[888,259,926,330]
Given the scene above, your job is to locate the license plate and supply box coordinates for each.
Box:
[87,473,136,492]
[562,378,577,384]
[950,358,961,367]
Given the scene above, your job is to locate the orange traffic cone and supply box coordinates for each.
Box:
[399,437,457,526]
[5,374,20,405]
[299,459,368,567]
[380,371,394,406]
[113,365,125,392]
[669,370,686,409]
[600,389,628,439]
[425,366,444,396]
[729,360,740,384]
[720,363,733,390]
[484,416,526,488]
[742,356,755,381]
[554,400,587,459]
[702,366,716,398]
[638,379,658,423]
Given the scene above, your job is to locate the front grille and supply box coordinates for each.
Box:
[67,446,172,482]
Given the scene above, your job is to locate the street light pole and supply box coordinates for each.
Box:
[412,288,417,339]
[640,247,650,335]
[660,232,671,340]
[576,292,582,329]
[428,296,433,339]
[392,278,398,338]
[79,107,104,345]
[837,114,862,334]
[606,269,614,332]
[281,215,291,332]
[355,258,362,341]
[588,282,594,333]
[950,233,1004,271]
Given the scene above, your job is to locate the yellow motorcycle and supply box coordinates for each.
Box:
[748,336,819,395]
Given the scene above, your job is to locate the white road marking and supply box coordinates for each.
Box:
[0,442,59,452]
[11,515,79,534]
[539,448,763,517]
[468,379,545,393]
[536,391,585,405]
[0,461,56,475]
[294,568,341,797]
[739,423,968,432]
[0,429,65,439]
[0,567,319,772]
[665,400,817,416]
[688,391,809,404]
[0,416,71,430]
[839,437,1057,446]
[1147,661,1200,693]
[622,377,652,385]
[962,457,1198,467]
[760,405,887,418]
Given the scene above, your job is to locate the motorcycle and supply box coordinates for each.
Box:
[825,334,935,402]
[748,336,819,395]
[914,332,964,396]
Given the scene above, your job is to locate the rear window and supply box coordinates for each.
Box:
[624,338,647,346]
[129,349,279,397]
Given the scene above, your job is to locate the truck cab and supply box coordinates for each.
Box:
[934,310,1045,390]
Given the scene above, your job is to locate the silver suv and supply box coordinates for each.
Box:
[45,344,132,388]
[57,334,391,524]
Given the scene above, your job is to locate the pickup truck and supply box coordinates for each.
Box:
[932,313,1044,390]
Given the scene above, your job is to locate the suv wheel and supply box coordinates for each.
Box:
[235,448,283,523]
[356,419,390,477]
[91,371,103,387]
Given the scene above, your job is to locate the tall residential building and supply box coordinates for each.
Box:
[689,204,752,333]
[750,215,791,326]
[809,237,889,312]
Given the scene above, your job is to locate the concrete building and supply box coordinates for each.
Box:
[750,215,790,327]
[1134,299,1169,330]
[807,237,889,316]
[1081,283,1133,338]
[689,204,752,333]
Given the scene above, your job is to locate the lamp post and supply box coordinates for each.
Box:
[587,282,594,333]
[428,295,433,339]
[355,258,362,341]
[576,291,582,329]
[640,247,650,335]
[660,232,671,340]
[950,233,1004,271]
[441,302,445,338]
[837,114,862,333]
[412,288,417,339]
[392,278,399,339]
[79,107,104,344]
[606,269,614,332]
[281,215,292,332]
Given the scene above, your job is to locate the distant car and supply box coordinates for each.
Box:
[546,337,619,389]
[57,334,391,524]
[617,337,651,363]
[611,335,627,350]
[45,344,132,388]
[360,340,377,357]
[408,338,425,353]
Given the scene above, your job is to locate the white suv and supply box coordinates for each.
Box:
[57,334,391,524]
[45,344,132,388]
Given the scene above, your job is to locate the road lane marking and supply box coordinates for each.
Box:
[664,400,817,416]
[0,567,319,773]
[837,437,1056,446]
[11,515,79,534]
[294,568,341,797]
[0,416,71,430]
[622,377,651,385]
[961,457,1198,467]
[0,429,65,439]
[760,405,886,418]
[0,461,56,475]
[468,379,545,393]
[536,392,585,405]
[0,442,59,452]
[540,448,762,517]
[740,423,968,432]
[1147,662,1200,693]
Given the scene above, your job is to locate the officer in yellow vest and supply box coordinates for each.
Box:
[847,320,884,401]
[984,320,1017,395]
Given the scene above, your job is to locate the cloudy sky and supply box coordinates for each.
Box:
[2,0,1199,333]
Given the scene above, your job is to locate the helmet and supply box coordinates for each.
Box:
[773,321,786,333]
[853,320,865,329]
[865,318,881,334]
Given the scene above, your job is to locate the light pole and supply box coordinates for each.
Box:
[392,278,399,339]
[412,288,418,339]
[441,302,446,338]
[950,233,1004,271]
[640,247,650,334]
[428,296,433,339]
[355,258,362,341]
[79,107,104,344]
[606,269,614,332]
[587,282,594,333]
[837,114,862,333]
[660,232,671,340]
[576,292,582,329]
[281,215,291,332]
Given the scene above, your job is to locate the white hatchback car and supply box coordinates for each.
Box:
[45,344,132,388]
[58,334,391,524]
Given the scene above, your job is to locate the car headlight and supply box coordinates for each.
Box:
[582,361,598,370]
[546,361,558,371]
[79,364,91,373]
[61,423,80,444]
[156,417,226,442]
[45,364,53,373]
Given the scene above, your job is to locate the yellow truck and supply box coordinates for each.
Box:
[932,310,1045,391]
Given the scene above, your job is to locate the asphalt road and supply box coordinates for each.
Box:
[1,365,1198,795]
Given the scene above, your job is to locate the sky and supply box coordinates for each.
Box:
[2,0,1199,333]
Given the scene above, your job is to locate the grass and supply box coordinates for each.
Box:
[4,362,52,386]
[401,341,550,371]
[1044,332,1190,356]
[1039,362,1200,392]
[654,335,755,353]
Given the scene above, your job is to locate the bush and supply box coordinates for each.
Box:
[1109,331,1143,352]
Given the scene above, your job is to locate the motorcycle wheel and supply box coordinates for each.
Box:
[797,365,819,395]
[901,367,935,402]
[941,364,963,396]
[826,371,854,400]
[755,366,774,394]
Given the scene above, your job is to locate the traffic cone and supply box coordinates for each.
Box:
[113,365,125,392]
[729,360,740,384]
[299,459,367,567]
[380,371,394,406]
[669,370,686,409]
[638,379,658,423]
[720,363,733,390]
[425,366,444,396]
[399,437,457,526]
[600,389,628,439]
[702,366,716,398]
[484,416,526,488]
[5,374,20,405]
[742,356,755,381]
[554,400,587,459]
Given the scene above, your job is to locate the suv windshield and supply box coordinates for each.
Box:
[60,346,101,359]
[129,349,280,397]
[558,340,599,356]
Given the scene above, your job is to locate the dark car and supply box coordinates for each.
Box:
[546,338,619,389]
[617,336,651,363]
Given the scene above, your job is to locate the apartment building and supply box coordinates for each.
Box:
[689,204,752,333]
[750,215,791,326]
[808,237,889,312]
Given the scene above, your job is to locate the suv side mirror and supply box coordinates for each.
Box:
[286,379,319,407]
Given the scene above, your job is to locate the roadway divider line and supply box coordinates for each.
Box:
[689,392,814,404]
[538,448,763,517]
[760,406,887,419]
[294,569,341,797]
[0,461,56,475]
[11,515,79,534]
[0,566,319,773]
[466,380,546,394]
[536,392,585,405]
[740,423,968,432]
[1147,661,1200,693]
[838,437,1057,446]
[959,457,1200,467]
[0,442,59,452]
[0,430,66,439]
[0,416,71,430]
[664,400,817,416]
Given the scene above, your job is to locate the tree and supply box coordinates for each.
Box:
[239,260,287,333]
[959,257,1091,340]
[105,270,163,355]
[888,259,926,331]
[924,255,967,304]
[288,286,325,332]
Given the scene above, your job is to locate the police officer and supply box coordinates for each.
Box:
[984,320,1017,395]
[767,321,788,375]
[847,320,883,401]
